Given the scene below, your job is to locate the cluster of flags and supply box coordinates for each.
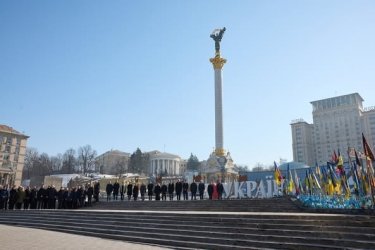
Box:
[276,133,375,204]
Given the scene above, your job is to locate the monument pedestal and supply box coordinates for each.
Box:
[201,151,238,183]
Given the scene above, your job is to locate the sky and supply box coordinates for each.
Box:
[1,1,375,168]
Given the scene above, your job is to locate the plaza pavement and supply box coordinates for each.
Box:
[0,224,168,250]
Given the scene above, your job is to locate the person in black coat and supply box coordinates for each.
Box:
[106,181,113,202]
[0,185,9,210]
[168,182,174,201]
[175,179,182,201]
[190,182,197,200]
[23,186,31,209]
[161,183,167,201]
[217,181,224,200]
[147,182,154,201]
[113,181,120,200]
[86,184,94,206]
[70,188,78,209]
[77,186,84,208]
[198,181,205,200]
[133,184,139,201]
[9,186,17,210]
[120,183,125,201]
[127,182,133,201]
[94,182,100,202]
[154,183,161,201]
[48,186,57,209]
[140,183,146,201]
[207,182,214,200]
[57,187,64,209]
[62,188,69,209]
[37,185,46,209]
[29,186,37,209]
[182,180,189,200]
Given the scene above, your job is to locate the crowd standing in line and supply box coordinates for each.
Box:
[0,179,225,210]
[0,182,100,210]
[104,179,224,202]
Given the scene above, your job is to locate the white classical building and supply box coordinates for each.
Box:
[149,150,182,176]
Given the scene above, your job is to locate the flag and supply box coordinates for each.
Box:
[312,170,322,190]
[355,149,362,166]
[274,162,282,186]
[288,168,295,194]
[362,133,375,161]
[315,163,322,180]
[332,150,338,164]
[305,170,311,194]
[337,149,344,175]
[294,169,301,195]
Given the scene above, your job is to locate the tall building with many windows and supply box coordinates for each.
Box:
[0,125,29,186]
[291,93,375,166]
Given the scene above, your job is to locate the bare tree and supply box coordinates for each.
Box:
[115,159,128,177]
[252,163,265,172]
[23,147,39,180]
[78,145,97,174]
[50,154,63,173]
[35,153,52,176]
[61,148,76,174]
[237,165,249,172]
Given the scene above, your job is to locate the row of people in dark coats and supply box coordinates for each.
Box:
[105,180,224,201]
[0,182,101,210]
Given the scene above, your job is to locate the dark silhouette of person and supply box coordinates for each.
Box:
[175,179,182,201]
[106,181,113,202]
[140,183,146,201]
[217,181,224,200]
[133,184,139,201]
[86,184,93,206]
[113,181,120,200]
[190,182,197,200]
[94,182,100,202]
[168,182,174,200]
[182,180,189,200]
[127,182,133,201]
[207,182,214,200]
[161,183,167,201]
[154,183,161,201]
[147,182,154,201]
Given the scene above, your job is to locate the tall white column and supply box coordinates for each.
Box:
[210,55,226,156]
[215,68,224,152]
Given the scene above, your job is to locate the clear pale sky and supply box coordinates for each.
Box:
[1,1,375,168]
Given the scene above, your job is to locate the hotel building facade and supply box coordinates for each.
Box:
[291,93,375,167]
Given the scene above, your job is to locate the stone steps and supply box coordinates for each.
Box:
[1,210,375,249]
[1,197,375,249]
[1,216,374,249]
[88,197,301,212]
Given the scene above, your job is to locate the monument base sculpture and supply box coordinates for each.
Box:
[201,150,238,183]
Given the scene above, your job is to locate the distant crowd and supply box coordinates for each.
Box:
[0,180,225,210]
[105,179,224,201]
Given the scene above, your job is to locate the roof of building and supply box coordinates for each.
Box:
[310,92,364,105]
[0,124,29,138]
[148,150,181,159]
[96,149,130,158]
